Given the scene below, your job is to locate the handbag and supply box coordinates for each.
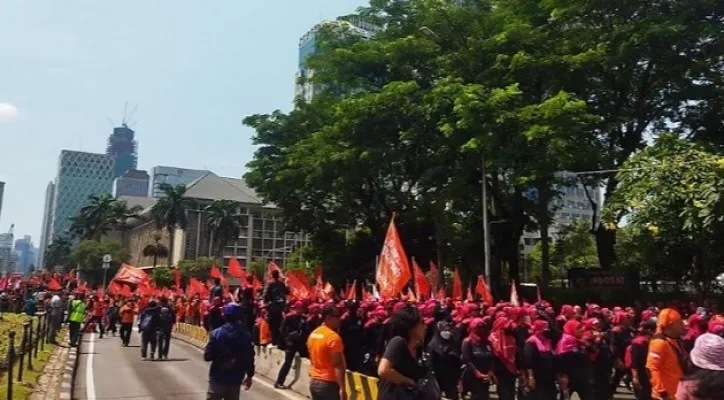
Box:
[393,370,441,400]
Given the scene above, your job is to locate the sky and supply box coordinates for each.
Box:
[0,0,367,243]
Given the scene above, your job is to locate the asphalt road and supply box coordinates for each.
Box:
[73,330,305,400]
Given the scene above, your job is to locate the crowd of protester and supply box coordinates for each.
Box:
[4,268,724,400]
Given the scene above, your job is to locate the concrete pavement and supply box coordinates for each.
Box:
[73,330,305,400]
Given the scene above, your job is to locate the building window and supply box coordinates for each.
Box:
[252,231,262,238]
[253,238,262,249]
[263,239,274,249]
[264,231,274,239]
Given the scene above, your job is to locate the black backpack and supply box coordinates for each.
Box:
[160,306,173,327]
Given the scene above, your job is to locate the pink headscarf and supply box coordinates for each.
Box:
[526,320,553,353]
[556,320,582,355]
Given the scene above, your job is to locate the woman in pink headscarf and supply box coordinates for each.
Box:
[683,313,707,353]
[462,318,495,400]
[523,320,556,400]
[556,319,591,400]
[489,316,517,400]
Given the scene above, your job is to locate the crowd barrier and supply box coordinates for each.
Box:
[172,323,380,400]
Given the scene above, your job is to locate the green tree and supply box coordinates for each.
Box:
[605,134,724,293]
[71,239,130,287]
[178,257,222,281]
[204,200,245,257]
[151,267,174,288]
[45,236,73,269]
[247,259,266,280]
[142,233,169,268]
[111,200,144,245]
[69,193,118,241]
[152,184,194,266]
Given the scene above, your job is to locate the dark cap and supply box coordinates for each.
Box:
[322,304,341,318]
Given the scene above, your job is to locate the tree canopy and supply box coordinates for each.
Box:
[244,0,724,290]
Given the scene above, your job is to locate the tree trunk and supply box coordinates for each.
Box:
[595,226,617,270]
[168,227,175,267]
[209,231,214,258]
[152,254,158,269]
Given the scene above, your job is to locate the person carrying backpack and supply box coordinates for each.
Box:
[139,300,161,360]
[157,297,176,360]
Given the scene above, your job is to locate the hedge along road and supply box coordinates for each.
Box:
[72,330,306,400]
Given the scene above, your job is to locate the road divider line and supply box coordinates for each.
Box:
[85,333,96,400]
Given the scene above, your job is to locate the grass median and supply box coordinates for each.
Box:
[0,313,58,399]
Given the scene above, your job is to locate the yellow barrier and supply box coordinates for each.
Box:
[173,323,380,400]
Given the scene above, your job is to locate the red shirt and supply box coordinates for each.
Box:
[92,301,105,317]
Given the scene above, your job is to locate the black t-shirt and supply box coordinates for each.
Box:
[378,336,425,400]
[523,342,556,384]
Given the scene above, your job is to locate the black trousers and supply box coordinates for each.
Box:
[468,381,490,400]
[120,323,133,345]
[531,384,558,400]
[276,349,297,385]
[157,330,171,358]
[495,369,517,400]
[269,311,283,346]
[69,321,82,346]
[141,330,157,358]
[309,379,340,400]
[207,382,241,400]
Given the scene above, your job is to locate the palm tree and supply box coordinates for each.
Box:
[111,200,144,246]
[142,233,169,268]
[205,200,245,257]
[151,183,193,266]
[69,193,117,241]
[45,236,73,268]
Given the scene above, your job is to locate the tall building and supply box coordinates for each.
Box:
[14,235,37,274]
[0,229,16,274]
[0,181,5,224]
[149,166,209,197]
[37,181,55,268]
[107,124,138,178]
[521,179,603,254]
[295,16,378,101]
[113,169,150,198]
[50,150,114,241]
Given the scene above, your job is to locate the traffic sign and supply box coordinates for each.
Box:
[102,254,112,263]
[102,262,110,270]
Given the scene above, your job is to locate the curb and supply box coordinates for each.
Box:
[58,341,78,400]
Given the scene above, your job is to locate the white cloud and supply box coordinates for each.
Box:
[0,103,19,122]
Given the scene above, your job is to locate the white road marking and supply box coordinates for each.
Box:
[85,333,97,400]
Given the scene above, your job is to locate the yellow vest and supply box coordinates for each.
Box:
[69,300,86,323]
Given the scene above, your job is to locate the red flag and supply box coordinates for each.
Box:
[362,287,373,302]
[412,259,431,299]
[376,214,411,298]
[0,276,7,291]
[108,281,122,295]
[475,275,494,306]
[173,267,181,289]
[347,280,357,300]
[121,284,133,298]
[227,257,246,279]
[112,263,150,285]
[210,265,223,279]
[510,281,520,307]
[466,286,474,302]
[285,271,310,300]
[323,282,335,299]
[47,278,61,291]
[295,270,312,293]
[452,267,463,300]
[313,266,323,284]
[252,275,262,292]
[429,261,439,292]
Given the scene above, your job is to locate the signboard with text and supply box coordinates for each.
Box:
[568,268,638,289]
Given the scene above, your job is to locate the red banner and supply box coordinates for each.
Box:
[112,263,150,285]
[376,214,411,298]
[412,259,431,299]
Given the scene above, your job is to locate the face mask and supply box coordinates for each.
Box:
[440,331,452,340]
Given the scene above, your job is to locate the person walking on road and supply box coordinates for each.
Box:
[139,300,161,360]
[307,304,347,400]
[68,292,86,347]
[119,299,137,346]
[275,301,308,389]
[646,308,687,400]
[157,297,176,359]
[47,292,64,344]
[204,303,255,400]
[263,270,288,346]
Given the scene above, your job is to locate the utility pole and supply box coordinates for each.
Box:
[482,154,491,285]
